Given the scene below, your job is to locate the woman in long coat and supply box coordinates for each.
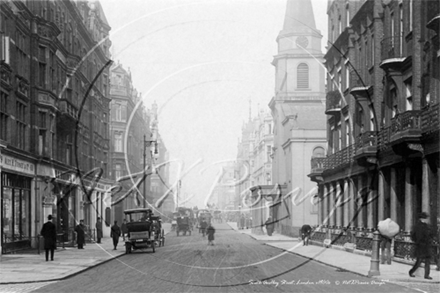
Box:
[207,224,215,246]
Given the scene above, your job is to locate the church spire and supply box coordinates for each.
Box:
[280,0,318,36]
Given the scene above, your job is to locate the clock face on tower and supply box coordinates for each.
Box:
[296,36,309,48]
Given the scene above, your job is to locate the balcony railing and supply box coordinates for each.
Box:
[325,144,356,170]
[311,105,438,174]
[356,131,376,149]
[390,110,422,141]
[310,157,325,174]
[421,103,439,134]
[377,126,391,151]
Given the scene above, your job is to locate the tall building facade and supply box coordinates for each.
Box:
[109,62,151,225]
[235,110,274,229]
[149,102,174,216]
[1,0,113,253]
[309,0,439,262]
[269,0,327,237]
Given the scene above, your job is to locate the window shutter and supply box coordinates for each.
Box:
[297,63,309,89]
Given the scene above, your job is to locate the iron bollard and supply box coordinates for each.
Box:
[368,231,381,277]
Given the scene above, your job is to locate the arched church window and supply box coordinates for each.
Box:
[297,63,309,89]
[312,146,325,157]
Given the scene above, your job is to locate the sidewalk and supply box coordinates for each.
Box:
[0,223,171,284]
[227,222,440,284]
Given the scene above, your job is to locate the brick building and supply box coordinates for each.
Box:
[309,0,439,262]
[0,0,112,253]
[109,62,151,225]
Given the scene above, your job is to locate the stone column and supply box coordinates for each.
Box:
[343,179,350,228]
[378,170,385,221]
[357,175,364,229]
[390,167,397,222]
[329,182,335,227]
[405,163,414,232]
[317,184,322,226]
[348,178,356,228]
[367,173,376,230]
[336,181,342,228]
[421,157,430,222]
[323,184,328,226]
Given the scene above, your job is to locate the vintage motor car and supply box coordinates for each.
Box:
[123,208,156,253]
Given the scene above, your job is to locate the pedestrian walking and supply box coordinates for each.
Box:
[40,215,57,261]
[377,218,400,265]
[95,217,103,244]
[121,219,128,241]
[240,214,245,230]
[110,221,121,250]
[207,224,215,246]
[265,217,274,236]
[409,212,434,279]
[74,220,86,249]
[200,218,208,237]
[300,224,312,246]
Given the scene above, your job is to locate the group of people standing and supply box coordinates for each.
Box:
[238,214,252,230]
[40,215,128,261]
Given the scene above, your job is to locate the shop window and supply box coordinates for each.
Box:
[1,173,31,243]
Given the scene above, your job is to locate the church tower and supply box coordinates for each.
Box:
[269,0,327,234]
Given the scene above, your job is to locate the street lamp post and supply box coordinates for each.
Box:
[143,134,158,208]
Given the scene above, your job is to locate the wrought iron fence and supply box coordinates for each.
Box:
[310,231,326,243]
[331,233,352,246]
[355,236,373,251]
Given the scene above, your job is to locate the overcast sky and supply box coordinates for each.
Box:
[99,0,328,209]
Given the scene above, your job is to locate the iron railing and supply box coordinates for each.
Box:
[421,103,439,134]
[390,110,422,135]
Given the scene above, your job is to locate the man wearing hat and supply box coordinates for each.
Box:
[409,212,434,279]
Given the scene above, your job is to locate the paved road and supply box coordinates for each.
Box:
[1,223,433,293]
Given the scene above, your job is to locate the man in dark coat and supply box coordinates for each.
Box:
[265,217,274,236]
[409,212,434,279]
[240,214,245,230]
[40,215,57,261]
[75,220,86,249]
[301,224,312,246]
[200,219,208,237]
[95,217,103,244]
[110,221,121,250]
[207,224,215,246]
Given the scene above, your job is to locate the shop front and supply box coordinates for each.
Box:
[1,154,35,254]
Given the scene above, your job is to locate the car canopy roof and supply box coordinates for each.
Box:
[124,208,152,215]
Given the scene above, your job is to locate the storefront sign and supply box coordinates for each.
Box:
[43,194,57,205]
[0,154,35,175]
